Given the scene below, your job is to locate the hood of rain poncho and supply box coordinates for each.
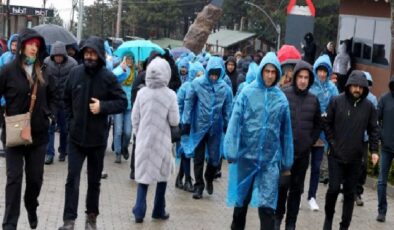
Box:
[104,40,113,56]
[177,56,189,83]
[197,51,211,67]
[255,52,282,88]
[245,62,258,83]
[181,55,233,165]
[187,61,205,82]
[146,57,171,89]
[7,34,18,51]
[345,70,369,100]
[363,71,373,86]
[309,55,338,113]
[224,51,293,209]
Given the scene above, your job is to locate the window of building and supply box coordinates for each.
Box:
[338,15,391,67]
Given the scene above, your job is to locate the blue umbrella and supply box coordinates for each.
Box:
[114,40,164,63]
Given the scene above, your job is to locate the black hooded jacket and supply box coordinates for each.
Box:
[64,36,127,147]
[302,33,317,65]
[0,28,58,146]
[324,70,379,163]
[225,56,238,95]
[283,60,321,158]
[378,77,394,153]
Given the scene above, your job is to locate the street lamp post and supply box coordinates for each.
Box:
[244,1,281,51]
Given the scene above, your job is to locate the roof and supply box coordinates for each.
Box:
[151,37,183,49]
[206,29,256,48]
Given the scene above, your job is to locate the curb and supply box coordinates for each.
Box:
[365,176,394,197]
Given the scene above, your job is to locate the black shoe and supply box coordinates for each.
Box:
[45,155,54,165]
[135,218,143,223]
[355,195,364,206]
[85,213,97,230]
[152,212,170,220]
[59,153,66,162]
[58,220,75,230]
[184,176,194,193]
[376,213,386,222]
[122,148,130,160]
[175,174,184,189]
[130,170,135,180]
[101,171,108,179]
[192,188,203,199]
[28,211,38,229]
[114,154,121,163]
[214,171,222,179]
[323,218,332,230]
[274,217,282,230]
[206,181,213,195]
[285,224,295,230]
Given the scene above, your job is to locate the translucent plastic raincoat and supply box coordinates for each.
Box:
[177,62,206,158]
[237,62,258,95]
[182,56,233,166]
[177,56,190,84]
[224,52,294,209]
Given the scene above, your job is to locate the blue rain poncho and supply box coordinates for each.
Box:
[237,62,258,95]
[224,52,294,209]
[113,64,137,110]
[182,56,233,166]
[177,62,205,158]
[177,56,190,84]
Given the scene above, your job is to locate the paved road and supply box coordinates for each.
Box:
[0,135,393,230]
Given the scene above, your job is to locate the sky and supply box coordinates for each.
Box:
[10,0,95,26]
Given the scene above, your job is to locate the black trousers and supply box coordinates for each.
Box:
[325,156,361,229]
[194,134,217,190]
[63,141,106,221]
[231,175,275,230]
[356,142,368,196]
[2,144,47,230]
[276,155,309,227]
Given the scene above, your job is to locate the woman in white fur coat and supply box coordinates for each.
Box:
[131,56,179,223]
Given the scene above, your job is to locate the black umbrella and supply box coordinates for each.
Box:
[32,24,77,46]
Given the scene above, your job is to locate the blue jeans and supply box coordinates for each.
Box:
[132,182,167,219]
[113,110,132,156]
[308,146,324,200]
[377,150,394,215]
[47,109,68,157]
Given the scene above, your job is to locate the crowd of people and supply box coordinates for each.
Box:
[0,27,393,230]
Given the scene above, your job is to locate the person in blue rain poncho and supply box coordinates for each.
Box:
[306,54,339,211]
[181,56,233,199]
[236,62,258,95]
[175,62,206,193]
[224,52,294,230]
[177,56,190,84]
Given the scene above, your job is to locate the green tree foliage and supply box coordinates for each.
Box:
[45,7,64,26]
[83,0,117,39]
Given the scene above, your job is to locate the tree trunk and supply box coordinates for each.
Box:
[183,4,223,54]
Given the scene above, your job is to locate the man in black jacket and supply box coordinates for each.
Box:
[323,70,379,230]
[376,76,394,222]
[59,36,127,230]
[225,56,238,96]
[275,60,321,230]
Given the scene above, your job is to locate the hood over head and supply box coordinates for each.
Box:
[205,56,226,83]
[245,62,258,83]
[345,70,369,99]
[292,60,314,90]
[16,28,47,63]
[146,57,171,89]
[7,34,18,50]
[313,55,333,83]
[177,56,190,75]
[50,41,68,61]
[256,52,282,88]
[79,36,106,66]
[187,61,205,82]
[225,56,237,73]
[304,32,314,43]
[362,71,373,86]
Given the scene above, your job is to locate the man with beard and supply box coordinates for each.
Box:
[322,70,379,230]
[58,36,127,230]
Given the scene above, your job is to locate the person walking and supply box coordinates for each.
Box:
[275,60,321,230]
[131,57,179,223]
[376,76,394,222]
[44,41,78,164]
[224,52,294,230]
[0,28,57,230]
[58,36,127,230]
[322,70,379,230]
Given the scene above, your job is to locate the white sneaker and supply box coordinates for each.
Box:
[308,198,320,211]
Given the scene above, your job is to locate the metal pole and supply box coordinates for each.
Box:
[277,24,281,51]
[6,0,10,38]
[116,0,122,38]
[77,0,84,40]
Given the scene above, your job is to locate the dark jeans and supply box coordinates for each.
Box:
[2,144,47,230]
[62,141,106,221]
[325,156,361,229]
[194,134,217,190]
[356,142,368,196]
[47,109,68,157]
[178,154,191,178]
[231,175,275,230]
[132,182,167,219]
[377,150,394,215]
[276,155,309,227]
[308,146,324,200]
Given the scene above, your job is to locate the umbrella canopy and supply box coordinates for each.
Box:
[277,44,302,65]
[170,47,191,60]
[32,24,77,46]
[114,40,164,63]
